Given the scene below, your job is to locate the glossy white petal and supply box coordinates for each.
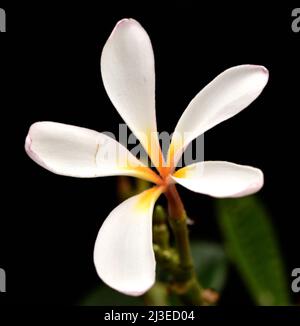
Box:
[25,121,161,183]
[94,186,163,296]
[172,161,263,198]
[168,65,269,167]
[101,19,162,167]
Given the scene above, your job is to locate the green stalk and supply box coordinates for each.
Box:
[165,184,204,305]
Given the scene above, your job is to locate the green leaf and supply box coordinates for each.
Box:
[80,285,143,306]
[216,196,290,305]
[191,241,228,292]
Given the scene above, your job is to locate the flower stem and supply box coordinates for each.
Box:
[143,282,169,306]
[153,205,170,250]
[165,184,204,305]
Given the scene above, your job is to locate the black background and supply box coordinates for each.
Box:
[0,2,299,307]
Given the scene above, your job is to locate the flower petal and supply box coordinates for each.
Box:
[101,19,162,168]
[25,121,161,183]
[168,65,269,167]
[172,161,263,198]
[93,186,163,296]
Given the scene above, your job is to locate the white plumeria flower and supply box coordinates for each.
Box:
[25,18,268,296]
